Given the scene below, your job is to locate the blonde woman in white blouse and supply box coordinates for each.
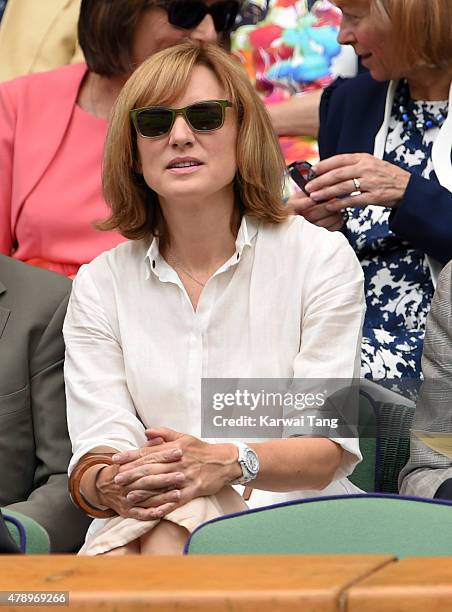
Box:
[65,41,365,555]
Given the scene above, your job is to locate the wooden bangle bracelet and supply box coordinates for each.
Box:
[69,452,117,518]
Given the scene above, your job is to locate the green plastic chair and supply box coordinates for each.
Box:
[348,392,414,493]
[2,509,51,554]
[377,401,414,493]
[185,494,452,558]
[347,392,376,492]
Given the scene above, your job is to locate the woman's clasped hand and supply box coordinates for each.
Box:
[106,428,238,521]
[91,441,185,520]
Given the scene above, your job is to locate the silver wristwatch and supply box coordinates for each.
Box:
[230,441,260,485]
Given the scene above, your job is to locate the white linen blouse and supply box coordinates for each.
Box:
[64,215,365,547]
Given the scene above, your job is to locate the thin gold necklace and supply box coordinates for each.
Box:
[166,253,206,288]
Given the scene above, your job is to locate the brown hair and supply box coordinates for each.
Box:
[78,0,237,77]
[78,0,155,76]
[100,41,288,240]
[372,0,452,69]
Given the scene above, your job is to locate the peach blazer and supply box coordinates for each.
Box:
[0,63,88,256]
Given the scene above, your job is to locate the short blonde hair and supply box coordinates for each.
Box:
[101,42,288,240]
[372,0,452,69]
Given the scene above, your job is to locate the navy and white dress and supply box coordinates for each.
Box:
[346,80,449,379]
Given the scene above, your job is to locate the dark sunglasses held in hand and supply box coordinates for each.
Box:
[131,100,232,138]
[159,0,240,32]
[287,160,316,195]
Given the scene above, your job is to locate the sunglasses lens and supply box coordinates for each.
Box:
[167,0,207,29]
[186,102,224,131]
[136,108,173,137]
[166,0,239,31]
[210,0,239,31]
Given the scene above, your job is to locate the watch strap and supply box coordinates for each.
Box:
[230,441,259,485]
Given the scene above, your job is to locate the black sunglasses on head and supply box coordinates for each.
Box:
[160,0,240,32]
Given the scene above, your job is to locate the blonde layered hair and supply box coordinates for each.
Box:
[101,42,288,240]
[372,0,452,69]
[337,0,452,70]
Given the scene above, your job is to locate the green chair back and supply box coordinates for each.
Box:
[347,392,377,492]
[3,509,50,554]
[186,495,452,558]
[348,392,414,493]
[377,402,413,493]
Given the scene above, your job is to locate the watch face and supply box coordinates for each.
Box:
[245,449,259,475]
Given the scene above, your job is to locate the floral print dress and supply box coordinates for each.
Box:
[347,80,449,379]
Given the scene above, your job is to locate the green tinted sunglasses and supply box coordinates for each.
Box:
[130,100,232,139]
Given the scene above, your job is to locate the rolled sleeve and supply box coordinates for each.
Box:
[288,230,365,478]
[64,266,147,474]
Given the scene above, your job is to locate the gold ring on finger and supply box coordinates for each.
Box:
[350,177,361,196]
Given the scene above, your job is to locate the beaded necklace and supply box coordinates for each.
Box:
[394,79,449,135]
